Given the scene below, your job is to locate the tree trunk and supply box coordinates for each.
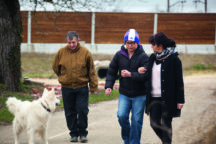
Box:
[0,0,22,91]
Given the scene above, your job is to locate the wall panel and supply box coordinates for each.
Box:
[95,13,154,44]
[157,14,216,44]
[20,11,216,44]
[30,12,92,43]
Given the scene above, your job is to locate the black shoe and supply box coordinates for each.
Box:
[80,136,88,143]
[70,136,78,142]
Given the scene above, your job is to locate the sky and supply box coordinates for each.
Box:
[19,0,216,13]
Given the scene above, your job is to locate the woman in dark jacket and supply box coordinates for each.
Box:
[138,32,185,144]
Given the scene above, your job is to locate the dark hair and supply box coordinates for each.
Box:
[149,32,176,49]
[65,31,79,41]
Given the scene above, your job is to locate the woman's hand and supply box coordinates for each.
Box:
[177,103,184,109]
[138,67,147,74]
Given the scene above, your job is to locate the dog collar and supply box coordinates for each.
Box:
[41,102,51,112]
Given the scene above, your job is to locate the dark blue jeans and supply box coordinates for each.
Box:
[117,94,146,144]
[61,86,89,137]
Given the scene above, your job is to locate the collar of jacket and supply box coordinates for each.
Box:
[120,44,144,58]
[67,43,81,53]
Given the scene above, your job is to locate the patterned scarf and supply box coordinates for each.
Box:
[154,47,176,60]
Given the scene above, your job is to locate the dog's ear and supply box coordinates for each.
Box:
[42,88,48,97]
[51,88,55,95]
[47,88,55,97]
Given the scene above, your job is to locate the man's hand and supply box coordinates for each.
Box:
[105,88,112,96]
[138,67,147,74]
[121,70,131,77]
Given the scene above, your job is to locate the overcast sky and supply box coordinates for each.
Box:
[20,0,216,13]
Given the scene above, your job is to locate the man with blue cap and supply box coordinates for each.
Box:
[105,29,149,144]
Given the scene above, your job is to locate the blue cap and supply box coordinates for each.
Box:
[124,29,139,44]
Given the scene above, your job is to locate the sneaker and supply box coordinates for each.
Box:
[70,136,78,142]
[80,136,88,143]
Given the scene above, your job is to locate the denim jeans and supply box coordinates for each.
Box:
[117,94,146,144]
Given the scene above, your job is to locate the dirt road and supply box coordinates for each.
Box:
[0,74,216,144]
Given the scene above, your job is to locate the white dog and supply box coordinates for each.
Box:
[6,88,60,144]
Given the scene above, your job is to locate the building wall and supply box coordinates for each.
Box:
[21,11,216,44]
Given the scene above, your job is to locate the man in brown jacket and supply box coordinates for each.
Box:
[52,31,98,143]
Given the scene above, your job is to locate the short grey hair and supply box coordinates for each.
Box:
[65,31,79,41]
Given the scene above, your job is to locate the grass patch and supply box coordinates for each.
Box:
[179,54,216,70]
[183,63,216,77]
[21,53,56,78]
[192,64,216,70]
[23,73,56,78]
[89,90,119,103]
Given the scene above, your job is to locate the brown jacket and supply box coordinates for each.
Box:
[52,43,98,92]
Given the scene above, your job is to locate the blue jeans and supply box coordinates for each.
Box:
[117,94,146,144]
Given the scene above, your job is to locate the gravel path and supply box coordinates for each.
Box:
[1,74,216,144]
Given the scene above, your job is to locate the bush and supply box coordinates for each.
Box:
[192,64,216,70]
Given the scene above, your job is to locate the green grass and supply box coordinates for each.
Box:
[23,73,56,78]
[192,64,216,70]
[0,107,14,123]
[183,63,216,77]
[89,90,119,103]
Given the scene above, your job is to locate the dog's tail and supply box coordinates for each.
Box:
[6,97,21,114]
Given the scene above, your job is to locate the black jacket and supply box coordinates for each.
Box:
[105,45,149,97]
[146,53,185,117]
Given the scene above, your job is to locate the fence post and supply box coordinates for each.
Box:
[27,11,34,52]
[27,11,31,44]
[91,12,97,53]
[154,13,158,34]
